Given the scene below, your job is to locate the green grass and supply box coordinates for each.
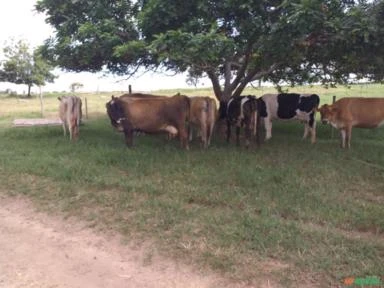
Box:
[0,84,383,287]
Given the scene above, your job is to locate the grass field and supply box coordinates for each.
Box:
[0,84,383,287]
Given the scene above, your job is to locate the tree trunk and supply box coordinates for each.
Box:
[206,70,234,102]
[220,89,233,102]
[27,84,32,97]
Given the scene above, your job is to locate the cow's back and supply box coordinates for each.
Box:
[335,97,384,128]
[260,93,319,119]
[122,95,189,131]
[189,97,207,124]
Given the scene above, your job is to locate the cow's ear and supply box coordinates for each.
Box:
[111,95,115,100]
[58,97,62,101]
[318,104,327,111]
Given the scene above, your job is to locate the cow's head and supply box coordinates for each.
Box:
[106,96,126,132]
[318,104,337,125]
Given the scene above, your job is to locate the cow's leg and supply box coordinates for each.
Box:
[236,125,241,146]
[255,112,261,147]
[346,124,352,149]
[188,125,193,142]
[202,110,209,148]
[179,127,189,150]
[69,118,75,141]
[62,123,67,137]
[72,125,79,141]
[252,111,257,136]
[310,120,317,144]
[206,120,213,147]
[207,102,216,147]
[244,119,251,148]
[122,121,134,147]
[226,120,231,143]
[303,124,309,140]
[308,111,316,144]
[201,121,208,149]
[340,129,347,148]
[70,116,80,141]
[124,129,134,147]
[264,117,272,140]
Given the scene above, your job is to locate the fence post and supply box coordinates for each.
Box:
[39,86,44,117]
[128,84,132,94]
[85,97,88,119]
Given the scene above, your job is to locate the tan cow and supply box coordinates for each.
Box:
[109,93,166,132]
[187,96,217,148]
[106,94,190,149]
[58,96,82,141]
[318,97,384,148]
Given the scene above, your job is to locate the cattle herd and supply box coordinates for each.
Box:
[58,93,384,149]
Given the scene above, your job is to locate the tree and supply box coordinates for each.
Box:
[70,82,84,93]
[35,0,383,101]
[0,40,56,97]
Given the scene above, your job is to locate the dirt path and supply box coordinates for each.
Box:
[0,196,254,288]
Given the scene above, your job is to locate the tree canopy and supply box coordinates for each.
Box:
[0,40,56,97]
[36,0,384,100]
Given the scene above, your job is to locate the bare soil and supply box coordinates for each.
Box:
[0,196,277,288]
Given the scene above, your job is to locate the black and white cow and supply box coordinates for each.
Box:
[219,95,260,147]
[258,93,320,143]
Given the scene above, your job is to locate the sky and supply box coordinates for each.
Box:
[0,0,210,94]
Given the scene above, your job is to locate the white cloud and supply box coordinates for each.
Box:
[0,0,210,94]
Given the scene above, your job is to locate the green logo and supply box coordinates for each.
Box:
[344,276,381,286]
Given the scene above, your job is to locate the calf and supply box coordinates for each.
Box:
[106,94,190,149]
[219,95,259,148]
[58,96,82,141]
[318,97,384,148]
[187,96,217,148]
[259,93,320,143]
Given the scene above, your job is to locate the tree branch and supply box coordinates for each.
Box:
[230,44,253,91]
[233,63,279,97]
[223,60,232,97]
[249,63,279,82]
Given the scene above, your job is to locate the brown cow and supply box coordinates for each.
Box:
[186,96,217,148]
[109,93,166,132]
[318,97,384,148]
[58,95,82,141]
[110,93,217,148]
[106,94,190,149]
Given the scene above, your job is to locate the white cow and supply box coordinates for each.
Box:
[259,93,320,143]
[58,96,82,141]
